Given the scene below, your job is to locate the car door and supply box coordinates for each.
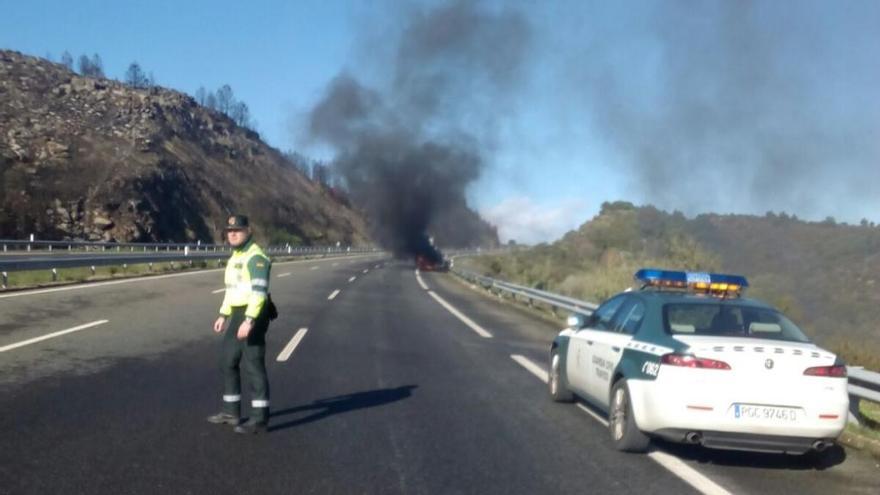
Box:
[566,295,626,397]
[587,297,646,407]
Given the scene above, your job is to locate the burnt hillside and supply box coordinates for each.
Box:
[0,50,370,245]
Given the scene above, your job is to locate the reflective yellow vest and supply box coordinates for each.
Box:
[219,239,271,319]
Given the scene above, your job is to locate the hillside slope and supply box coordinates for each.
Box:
[0,50,370,245]
[467,202,880,361]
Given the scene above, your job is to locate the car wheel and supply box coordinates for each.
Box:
[549,351,574,402]
[609,379,650,452]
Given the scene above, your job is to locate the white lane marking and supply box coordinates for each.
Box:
[328,289,341,300]
[427,290,492,338]
[276,328,308,362]
[576,403,609,427]
[648,451,732,495]
[511,356,731,495]
[0,320,109,353]
[211,288,226,294]
[348,276,356,283]
[0,254,383,301]
[510,354,548,382]
[310,266,320,270]
[332,262,339,267]
[374,264,380,269]
[277,272,291,278]
[363,269,369,274]
[415,269,429,290]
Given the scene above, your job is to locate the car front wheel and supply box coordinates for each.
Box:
[609,379,650,452]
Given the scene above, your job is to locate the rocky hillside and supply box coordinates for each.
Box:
[0,50,370,245]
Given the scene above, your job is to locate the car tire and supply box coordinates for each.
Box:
[609,379,650,452]
[549,351,574,402]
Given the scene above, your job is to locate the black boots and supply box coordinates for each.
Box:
[206,412,241,425]
[233,418,268,434]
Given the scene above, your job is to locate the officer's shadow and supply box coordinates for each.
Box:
[267,385,418,432]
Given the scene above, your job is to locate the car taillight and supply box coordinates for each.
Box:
[803,365,847,377]
[660,353,731,370]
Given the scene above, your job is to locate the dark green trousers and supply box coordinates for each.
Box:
[220,306,270,422]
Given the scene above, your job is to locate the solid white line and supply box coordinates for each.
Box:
[648,451,733,495]
[0,320,109,353]
[211,288,226,294]
[328,289,341,300]
[507,350,731,495]
[363,269,369,274]
[277,272,291,278]
[576,403,610,427]
[415,269,429,290]
[510,354,548,383]
[427,290,492,338]
[310,266,320,270]
[276,328,308,362]
[348,276,356,283]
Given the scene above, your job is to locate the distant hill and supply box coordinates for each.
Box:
[0,50,370,245]
[466,202,880,366]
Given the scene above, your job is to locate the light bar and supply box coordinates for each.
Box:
[635,268,749,295]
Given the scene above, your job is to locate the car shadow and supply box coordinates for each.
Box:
[267,385,418,432]
[573,398,847,470]
[653,439,847,471]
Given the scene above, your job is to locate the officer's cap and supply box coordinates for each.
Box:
[224,214,250,231]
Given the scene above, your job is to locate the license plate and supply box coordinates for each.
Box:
[733,404,799,422]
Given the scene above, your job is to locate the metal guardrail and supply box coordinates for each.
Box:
[0,240,379,287]
[451,264,880,425]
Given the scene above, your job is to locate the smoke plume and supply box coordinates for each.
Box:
[306,1,529,257]
[580,0,880,220]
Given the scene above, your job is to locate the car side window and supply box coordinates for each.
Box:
[615,300,646,335]
[591,295,626,331]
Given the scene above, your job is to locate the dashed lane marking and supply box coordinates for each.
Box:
[427,290,492,338]
[328,289,341,300]
[414,269,429,290]
[0,320,110,353]
[310,266,320,270]
[211,288,226,294]
[277,272,291,278]
[332,262,339,267]
[363,269,369,274]
[510,354,548,382]
[509,355,731,495]
[276,328,308,362]
[348,276,356,283]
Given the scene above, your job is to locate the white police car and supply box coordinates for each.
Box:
[549,269,849,454]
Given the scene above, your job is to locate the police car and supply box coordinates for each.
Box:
[549,269,849,455]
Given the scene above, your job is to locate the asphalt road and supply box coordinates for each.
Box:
[0,257,877,494]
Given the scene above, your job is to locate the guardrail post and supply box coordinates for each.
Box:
[3,244,6,252]
[849,396,862,425]
[184,246,189,257]
[48,245,52,252]
[2,272,7,288]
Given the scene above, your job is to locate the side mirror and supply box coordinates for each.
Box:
[567,313,586,329]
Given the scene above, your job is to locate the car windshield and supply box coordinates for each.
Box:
[663,303,811,343]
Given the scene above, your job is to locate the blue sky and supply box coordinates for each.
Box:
[3,0,879,244]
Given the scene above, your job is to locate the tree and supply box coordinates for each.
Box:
[77,55,92,75]
[195,86,207,105]
[230,101,251,128]
[312,163,330,186]
[205,91,217,110]
[125,62,148,88]
[90,54,105,78]
[216,84,234,114]
[147,71,156,88]
[60,51,74,70]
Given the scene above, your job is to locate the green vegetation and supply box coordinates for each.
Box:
[2,260,218,289]
[463,201,880,364]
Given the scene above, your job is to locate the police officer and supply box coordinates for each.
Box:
[207,214,272,434]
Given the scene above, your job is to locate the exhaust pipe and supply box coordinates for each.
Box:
[812,440,831,452]
[685,432,702,444]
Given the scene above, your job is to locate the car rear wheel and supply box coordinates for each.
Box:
[609,380,650,452]
[549,351,574,402]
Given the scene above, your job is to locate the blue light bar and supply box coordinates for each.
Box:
[634,268,749,289]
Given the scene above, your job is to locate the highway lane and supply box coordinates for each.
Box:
[0,260,876,494]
